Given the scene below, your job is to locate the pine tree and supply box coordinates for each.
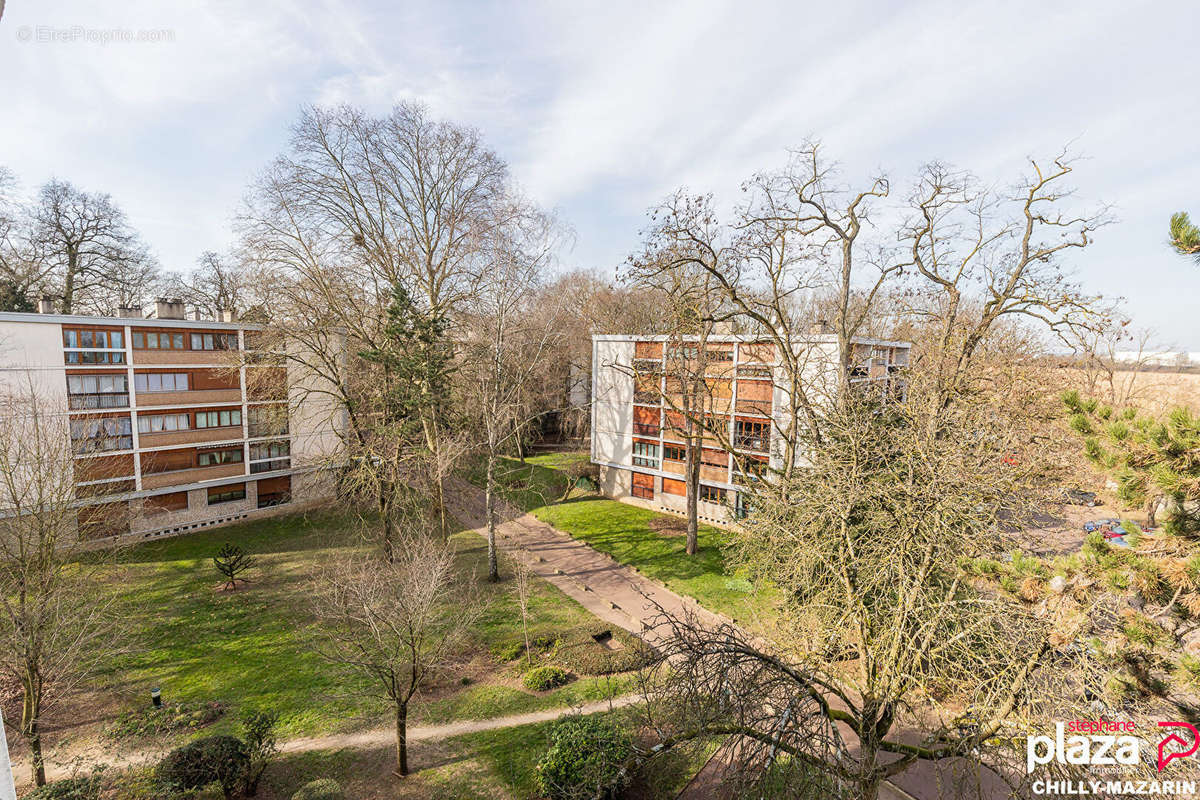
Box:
[1063,390,1200,534]
[1169,211,1200,265]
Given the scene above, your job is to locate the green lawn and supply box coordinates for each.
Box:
[91,507,642,741]
[532,498,779,627]
[464,452,593,512]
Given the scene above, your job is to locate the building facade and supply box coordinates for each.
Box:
[590,334,910,522]
[0,300,342,543]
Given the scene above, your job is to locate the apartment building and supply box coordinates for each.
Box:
[0,299,342,542]
[590,334,910,522]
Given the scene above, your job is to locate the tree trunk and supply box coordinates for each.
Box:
[23,685,45,787]
[379,487,396,563]
[486,452,499,582]
[395,701,409,776]
[1147,496,1158,528]
[685,438,699,556]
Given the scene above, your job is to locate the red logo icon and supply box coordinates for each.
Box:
[1156,722,1200,771]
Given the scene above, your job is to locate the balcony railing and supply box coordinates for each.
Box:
[68,393,130,410]
[632,422,659,437]
[734,434,769,453]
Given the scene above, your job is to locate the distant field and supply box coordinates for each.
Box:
[1052,367,1200,413]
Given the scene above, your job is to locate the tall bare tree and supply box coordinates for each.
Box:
[0,388,119,787]
[459,201,563,580]
[240,103,512,534]
[29,179,158,314]
[312,535,479,777]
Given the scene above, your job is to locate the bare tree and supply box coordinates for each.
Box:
[0,388,119,787]
[161,251,265,320]
[240,103,512,534]
[631,383,1115,799]
[312,535,479,777]
[0,168,38,311]
[459,201,564,580]
[28,179,159,314]
[512,557,533,667]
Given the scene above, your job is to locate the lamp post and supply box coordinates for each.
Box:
[0,707,15,800]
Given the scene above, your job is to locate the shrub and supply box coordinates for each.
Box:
[524,665,570,691]
[291,779,345,800]
[536,714,633,800]
[552,627,655,676]
[239,707,280,796]
[158,735,249,800]
[105,700,226,740]
[494,640,525,662]
[24,776,102,800]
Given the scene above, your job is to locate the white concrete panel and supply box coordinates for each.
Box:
[591,338,634,466]
[0,319,69,408]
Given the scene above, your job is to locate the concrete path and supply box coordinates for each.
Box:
[443,476,726,650]
[11,695,639,787]
[446,479,1010,800]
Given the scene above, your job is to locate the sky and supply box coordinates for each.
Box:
[2,0,1198,346]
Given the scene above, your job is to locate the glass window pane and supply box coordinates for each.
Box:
[178,373,188,390]
[191,334,202,350]
[111,331,122,349]
[172,334,184,349]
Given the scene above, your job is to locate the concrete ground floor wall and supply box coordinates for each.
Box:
[78,468,337,548]
[598,464,734,525]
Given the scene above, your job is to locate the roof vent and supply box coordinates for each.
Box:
[116,305,143,318]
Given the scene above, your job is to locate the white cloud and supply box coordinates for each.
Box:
[1,0,1197,343]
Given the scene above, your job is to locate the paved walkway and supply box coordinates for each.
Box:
[12,696,638,786]
[446,479,1010,800]
[443,476,726,650]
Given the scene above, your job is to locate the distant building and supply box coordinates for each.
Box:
[590,334,910,522]
[0,299,342,542]
[1112,351,1197,368]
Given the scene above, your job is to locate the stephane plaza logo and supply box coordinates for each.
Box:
[1026,718,1200,795]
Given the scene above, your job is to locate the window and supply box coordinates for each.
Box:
[735,456,768,482]
[63,329,122,349]
[249,440,290,473]
[132,331,185,350]
[632,441,658,468]
[197,448,243,467]
[735,493,754,519]
[707,348,733,362]
[631,472,654,500]
[734,420,770,452]
[66,374,129,409]
[195,409,242,428]
[137,413,190,434]
[69,416,133,453]
[190,332,239,351]
[247,405,288,437]
[257,476,291,508]
[207,484,246,505]
[64,329,125,364]
[700,449,727,468]
[134,373,189,392]
[250,440,289,461]
[699,485,726,504]
[663,444,686,462]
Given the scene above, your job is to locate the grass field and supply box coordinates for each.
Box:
[88,507,640,742]
[464,452,592,512]
[532,498,779,627]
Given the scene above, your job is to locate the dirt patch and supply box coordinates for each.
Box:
[649,516,689,537]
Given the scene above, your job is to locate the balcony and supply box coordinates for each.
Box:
[134,349,239,366]
[69,393,130,411]
[139,427,243,448]
[734,434,769,453]
[699,465,728,483]
[632,422,659,437]
[137,388,241,407]
[141,462,245,490]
